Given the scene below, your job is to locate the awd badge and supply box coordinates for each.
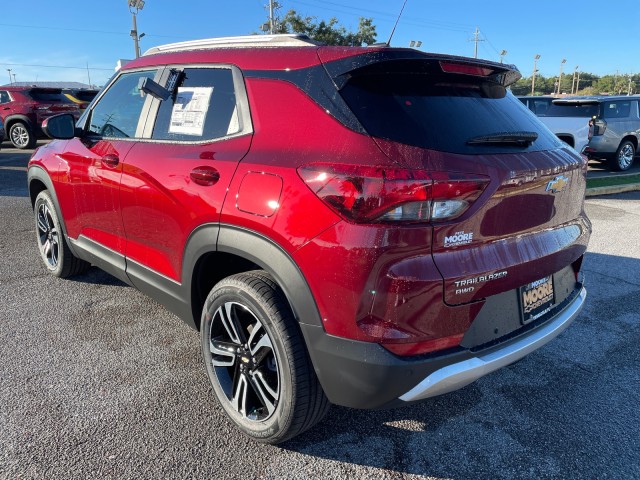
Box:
[546,175,569,193]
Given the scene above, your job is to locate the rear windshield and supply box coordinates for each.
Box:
[27,89,71,103]
[543,103,599,118]
[74,90,99,102]
[339,67,560,154]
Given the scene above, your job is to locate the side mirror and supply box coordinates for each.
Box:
[42,113,77,140]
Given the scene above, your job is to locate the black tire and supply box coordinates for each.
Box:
[200,271,329,444]
[34,190,90,278]
[611,140,636,171]
[9,122,36,149]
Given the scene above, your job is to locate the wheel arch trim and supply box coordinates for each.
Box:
[182,224,323,330]
[27,166,76,255]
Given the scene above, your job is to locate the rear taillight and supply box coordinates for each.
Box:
[298,164,489,224]
[32,105,51,111]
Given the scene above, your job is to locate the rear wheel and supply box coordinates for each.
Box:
[34,191,89,278]
[200,271,329,444]
[9,122,36,149]
[612,140,635,171]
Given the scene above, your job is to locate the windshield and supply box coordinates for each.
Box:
[339,68,560,154]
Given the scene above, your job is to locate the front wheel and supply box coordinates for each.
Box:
[34,191,89,277]
[200,271,329,444]
[612,140,636,171]
[9,122,36,149]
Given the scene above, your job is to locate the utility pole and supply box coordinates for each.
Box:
[263,1,281,34]
[269,0,275,34]
[531,54,540,96]
[471,27,484,59]
[128,0,145,59]
[86,63,92,88]
[576,71,581,93]
[629,77,633,95]
[571,66,579,94]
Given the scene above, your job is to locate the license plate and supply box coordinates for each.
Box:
[520,276,555,323]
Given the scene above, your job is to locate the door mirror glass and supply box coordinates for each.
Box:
[42,113,76,139]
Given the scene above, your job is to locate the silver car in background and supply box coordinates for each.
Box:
[584,96,640,171]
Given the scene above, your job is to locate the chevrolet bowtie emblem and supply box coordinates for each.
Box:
[546,175,569,193]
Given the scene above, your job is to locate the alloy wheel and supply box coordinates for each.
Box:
[618,143,634,170]
[36,202,60,267]
[208,301,279,421]
[10,124,29,148]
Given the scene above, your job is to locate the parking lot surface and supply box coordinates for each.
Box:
[1,143,639,479]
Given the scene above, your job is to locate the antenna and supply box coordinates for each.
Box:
[387,0,408,46]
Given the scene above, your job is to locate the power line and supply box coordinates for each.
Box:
[287,0,471,31]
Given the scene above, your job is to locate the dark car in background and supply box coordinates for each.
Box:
[0,86,80,149]
[0,117,4,150]
[29,34,590,443]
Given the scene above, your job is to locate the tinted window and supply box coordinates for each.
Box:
[340,70,559,154]
[603,101,631,119]
[88,70,156,138]
[0,91,10,104]
[152,68,239,141]
[544,103,599,118]
[27,89,71,103]
[531,99,552,115]
[74,90,98,102]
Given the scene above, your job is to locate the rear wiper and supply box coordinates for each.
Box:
[466,131,538,146]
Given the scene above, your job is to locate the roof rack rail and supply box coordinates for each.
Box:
[143,34,323,56]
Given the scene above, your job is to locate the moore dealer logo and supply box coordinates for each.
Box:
[444,231,474,247]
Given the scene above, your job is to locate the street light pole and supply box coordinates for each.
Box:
[499,50,507,64]
[128,0,145,59]
[531,54,540,96]
[557,59,566,95]
[7,68,12,85]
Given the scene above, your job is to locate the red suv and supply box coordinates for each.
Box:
[28,35,591,443]
[0,86,79,149]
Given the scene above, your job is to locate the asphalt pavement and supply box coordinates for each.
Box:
[1,142,639,479]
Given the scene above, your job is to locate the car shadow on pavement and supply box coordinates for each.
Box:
[68,266,130,288]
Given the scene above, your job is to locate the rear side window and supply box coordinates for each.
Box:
[0,91,10,104]
[27,89,70,103]
[531,99,552,115]
[603,101,632,119]
[339,66,559,154]
[152,68,239,142]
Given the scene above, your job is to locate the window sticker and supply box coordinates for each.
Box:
[169,87,213,136]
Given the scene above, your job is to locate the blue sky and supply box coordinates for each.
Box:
[1,0,637,87]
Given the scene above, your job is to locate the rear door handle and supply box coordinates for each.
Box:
[190,166,220,186]
[101,154,119,168]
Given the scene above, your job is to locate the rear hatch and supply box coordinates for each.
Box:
[27,88,80,120]
[320,49,590,305]
[537,98,600,152]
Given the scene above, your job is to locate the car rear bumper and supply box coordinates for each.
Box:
[301,284,586,409]
[400,286,586,402]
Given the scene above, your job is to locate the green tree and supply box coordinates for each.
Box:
[276,9,377,46]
